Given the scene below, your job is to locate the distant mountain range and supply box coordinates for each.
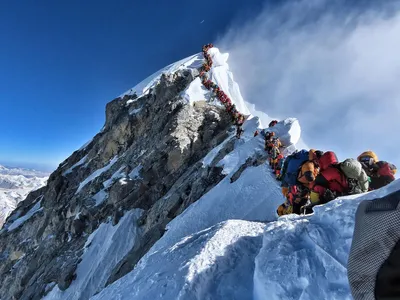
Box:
[0,164,48,228]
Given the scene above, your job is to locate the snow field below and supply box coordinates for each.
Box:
[44,209,143,300]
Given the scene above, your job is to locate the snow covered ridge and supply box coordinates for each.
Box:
[0,42,385,300]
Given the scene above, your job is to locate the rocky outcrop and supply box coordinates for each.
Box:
[0,69,235,299]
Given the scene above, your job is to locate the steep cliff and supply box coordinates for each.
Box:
[0,48,283,300]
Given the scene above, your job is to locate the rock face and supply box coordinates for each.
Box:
[0,69,235,299]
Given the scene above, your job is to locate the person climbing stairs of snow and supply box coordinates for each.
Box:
[264,131,275,151]
[272,153,284,178]
[277,149,315,216]
[277,149,330,216]
[268,120,278,127]
[357,151,396,190]
[236,125,244,139]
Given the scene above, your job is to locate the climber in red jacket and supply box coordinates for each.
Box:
[309,151,349,206]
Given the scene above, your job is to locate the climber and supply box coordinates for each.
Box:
[237,114,245,125]
[277,182,312,216]
[277,154,321,216]
[279,149,310,192]
[277,150,313,216]
[309,154,369,209]
[236,126,244,139]
[274,154,285,177]
[254,130,259,137]
[269,145,281,169]
[264,132,275,151]
[308,149,324,163]
[268,120,278,127]
[297,160,319,188]
[357,151,396,190]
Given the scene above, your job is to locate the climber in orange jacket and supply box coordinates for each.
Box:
[277,151,332,217]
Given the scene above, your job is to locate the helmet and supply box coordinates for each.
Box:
[357,151,378,165]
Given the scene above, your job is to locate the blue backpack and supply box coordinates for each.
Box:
[281,149,310,187]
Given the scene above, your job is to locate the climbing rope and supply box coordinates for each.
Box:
[200,44,245,126]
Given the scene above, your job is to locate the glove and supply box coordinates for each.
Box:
[323,189,336,202]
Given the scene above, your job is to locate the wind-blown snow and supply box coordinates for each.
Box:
[6,198,43,231]
[44,209,143,300]
[76,156,119,194]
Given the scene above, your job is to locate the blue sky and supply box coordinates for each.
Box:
[0,0,264,170]
[1,0,400,171]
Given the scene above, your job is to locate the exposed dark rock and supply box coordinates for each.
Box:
[0,68,235,299]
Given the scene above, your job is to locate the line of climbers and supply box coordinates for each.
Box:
[258,126,397,216]
[199,43,396,216]
[200,44,246,139]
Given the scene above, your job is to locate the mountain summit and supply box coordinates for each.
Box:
[0,46,396,300]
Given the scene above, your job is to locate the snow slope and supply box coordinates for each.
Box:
[92,220,265,300]
[254,180,400,300]
[93,180,400,300]
[44,209,143,300]
[0,165,48,228]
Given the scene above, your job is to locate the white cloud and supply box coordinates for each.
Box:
[218,0,400,167]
